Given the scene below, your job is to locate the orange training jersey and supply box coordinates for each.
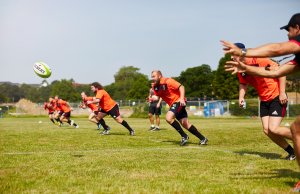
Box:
[83,96,99,112]
[238,58,280,101]
[56,99,71,113]
[95,89,117,112]
[44,102,55,114]
[152,77,183,106]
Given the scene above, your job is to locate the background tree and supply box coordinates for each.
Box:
[0,83,24,102]
[106,66,149,100]
[51,79,78,101]
[176,65,215,99]
[213,54,240,99]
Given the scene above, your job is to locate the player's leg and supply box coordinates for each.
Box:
[179,116,208,145]
[154,106,161,130]
[148,108,155,130]
[166,103,188,146]
[48,113,56,124]
[291,116,300,165]
[269,116,295,160]
[110,105,135,135]
[291,116,300,192]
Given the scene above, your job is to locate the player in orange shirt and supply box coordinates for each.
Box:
[80,92,110,130]
[151,70,208,146]
[55,97,79,128]
[87,82,135,136]
[44,97,57,125]
[235,43,295,160]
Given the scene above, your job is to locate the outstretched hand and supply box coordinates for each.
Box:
[220,40,242,56]
[224,58,247,75]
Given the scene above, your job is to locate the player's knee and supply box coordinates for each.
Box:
[291,116,300,134]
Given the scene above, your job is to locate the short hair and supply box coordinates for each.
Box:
[91,82,103,89]
[151,70,162,76]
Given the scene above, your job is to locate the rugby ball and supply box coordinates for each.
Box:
[33,62,52,78]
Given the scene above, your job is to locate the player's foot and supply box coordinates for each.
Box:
[285,154,296,160]
[152,127,160,131]
[130,130,135,136]
[75,125,79,129]
[199,137,208,145]
[101,129,110,135]
[180,136,189,146]
[149,126,155,130]
[293,180,300,192]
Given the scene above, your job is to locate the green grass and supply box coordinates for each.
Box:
[0,117,299,193]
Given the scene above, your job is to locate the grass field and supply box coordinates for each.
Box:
[0,117,299,193]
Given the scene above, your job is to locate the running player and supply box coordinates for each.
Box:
[44,97,57,125]
[80,92,110,130]
[147,87,162,131]
[234,43,295,160]
[55,97,79,128]
[151,70,208,146]
[87,82,135,136]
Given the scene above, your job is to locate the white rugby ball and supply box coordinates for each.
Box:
[33,62,52,78]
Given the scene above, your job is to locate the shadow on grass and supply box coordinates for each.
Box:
[234,150,281,160]
[232,168,300,187]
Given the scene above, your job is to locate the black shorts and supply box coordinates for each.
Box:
[100,104,120,119]
[61,111,71,118]
[169,101,188,120]
[149,102,162,115]
[260,96,287,117]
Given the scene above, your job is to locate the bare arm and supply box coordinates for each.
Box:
[221,40,300,57]
[225,60,299,78]
[278,76,288,105]
[178,85,186,106]
[87,97,100,105]
[239,84,247,108]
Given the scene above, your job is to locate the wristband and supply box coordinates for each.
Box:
[241,48,247,57]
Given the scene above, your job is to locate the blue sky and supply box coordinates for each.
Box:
[0,0,299,85]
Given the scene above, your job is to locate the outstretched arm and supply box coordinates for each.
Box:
[221,40,300,57]
[225,59,299,78]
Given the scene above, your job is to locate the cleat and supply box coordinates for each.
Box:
[75,125,79,129]
[180,136,189,146]
[199,137,208,145]
[285,154,296,161]
[149,126,155,131]
[130,130,135,136]
[101,129,110,135]
[294,180,300,192]
[152,127,160,131]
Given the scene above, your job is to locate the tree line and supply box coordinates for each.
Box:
[1,54,298,103]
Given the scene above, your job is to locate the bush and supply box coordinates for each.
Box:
[130,103,149,118]
[289,104,300,116]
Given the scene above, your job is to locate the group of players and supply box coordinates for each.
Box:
[42,13,300,191]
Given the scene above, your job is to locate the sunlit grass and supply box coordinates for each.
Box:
[0,117,298,193]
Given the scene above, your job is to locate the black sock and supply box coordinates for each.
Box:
[121,120,133,132]
[171,120,187,138]
[55,118,60,123]
[50,119,55,124]
[284,145,294,155]
[99,119,108,130]
[67,119,71,125]
[188,125,205,140]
